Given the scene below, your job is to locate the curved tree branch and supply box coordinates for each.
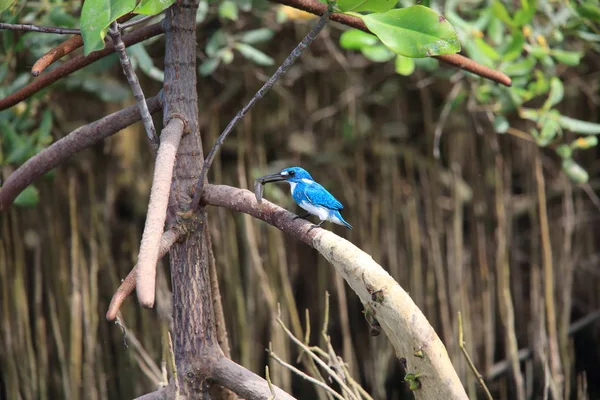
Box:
[136,118,184,308]
[106,228,181,321]
[31,35,84,77]
[202,184,469,400]
[270,0,512,87]
[0,94,163,212]
[0,22,165,111]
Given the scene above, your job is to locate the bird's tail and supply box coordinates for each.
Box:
[332,211,352,230]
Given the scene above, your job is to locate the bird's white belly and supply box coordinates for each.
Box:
[298,201,330,221]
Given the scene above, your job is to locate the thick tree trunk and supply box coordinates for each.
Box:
[162,1,222,397]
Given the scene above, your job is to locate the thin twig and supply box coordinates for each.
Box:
[0,94,163,212]
[433,79,463,160]
[458,312,493,400]
[30,13,137,77]
[275,314,360,400]
[0,23,80,34]
[136,118,184,307]
[121,14,160,30]
[189,7,332,210]
[168,331,180,399]
[109,21,160,150]
[535,151,563,393]
[270,0,511,86]
[0,22,164,110]
[268,344,346,400]
[265,366,276,400]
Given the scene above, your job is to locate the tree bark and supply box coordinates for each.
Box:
[163,1,222,397]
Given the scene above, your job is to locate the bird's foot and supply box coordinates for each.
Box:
[293,212,311,221]
[307,221,324,233]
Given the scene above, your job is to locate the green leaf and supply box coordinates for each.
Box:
[361,45,395,62]
[413,57,439,71]
[395,55,415,76]
[556,115,600,135]
[473,37,500,61]
[358,6,461,58]
[234,43,274,66]
[197,0,209,23]
[562,159,588,184]
[0,0,14,13]
[493,115,509,133]
[218,48,234,64]
[503,56,536,76]
[337,0,397,13]
[556,144,571,159]
[206,30,227,58]
[491,1,513,26]
[219,0,238,20]
[80,0,137,55]
[537,119,560,146]
[521,108,600,135]
[500,32,524,61]
[340,29,379,50]
[513,5,536,26]
[134,0,176,15]
[13,185,40,208]
[199,58,220,76]
[577,2,600,22]
[487,17,503,45]
[543,77,563,110]
[239,28,274,44]
[551,50,583,66]
[129,43,165,82]
[36,109,53,142]
[571,136,598,149]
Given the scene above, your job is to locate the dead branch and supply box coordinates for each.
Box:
[0,94,162,212]
[136,118,185,308]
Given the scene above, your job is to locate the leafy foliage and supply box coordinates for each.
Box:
[80,0,137,55]
[80,0,175,55]
[339,0,600,182]
[443,0,600,181]
[358,6,460,57]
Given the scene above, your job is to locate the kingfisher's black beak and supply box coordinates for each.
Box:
[258,172,288,184]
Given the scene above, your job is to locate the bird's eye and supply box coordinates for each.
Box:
[288,170,295,176]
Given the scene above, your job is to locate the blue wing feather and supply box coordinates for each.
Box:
[302,183,344,210]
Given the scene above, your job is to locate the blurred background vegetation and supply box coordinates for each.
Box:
[1,0,600,398]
